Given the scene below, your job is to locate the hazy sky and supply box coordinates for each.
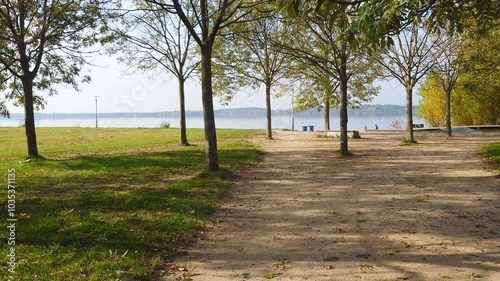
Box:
[5,56,418,114]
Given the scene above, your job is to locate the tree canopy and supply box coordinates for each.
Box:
[214,9,294,139]
[143,0,266,171]
[418,23,500,126]
[112,0,199,145]
[289,20,379,131]
[279,0,500,46]
[0,0,118,156]
[376,20,440,142]
[0,0,116,113]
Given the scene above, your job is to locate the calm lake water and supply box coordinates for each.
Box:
[0,115,425,130]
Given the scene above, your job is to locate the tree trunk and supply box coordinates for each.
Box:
[200,46,219,171]
[445,89,452,137]
[405,87,415,142]
[178,77,189,146]
[265,81,272,139]
[339,78,348,153]
[324,96,330,131]
[339,49,349,153]
[22,78,39,157]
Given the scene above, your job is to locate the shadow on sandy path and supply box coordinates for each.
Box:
[163,131,500,281]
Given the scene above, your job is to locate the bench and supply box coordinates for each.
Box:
[325,130,361,139]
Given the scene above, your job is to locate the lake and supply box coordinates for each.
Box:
[0,115,424,130]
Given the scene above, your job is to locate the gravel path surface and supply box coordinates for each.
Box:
[163,130,500,281]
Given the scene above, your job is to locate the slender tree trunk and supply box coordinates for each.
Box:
[265,81,272,139]
[200,46,219,171]
[405,87,415,142]
[22,78,39,157]
[339,79,348,152]
[178,77,189,146]
[324,96,330,131]
[445,89,452,137]
[339,50,349,153]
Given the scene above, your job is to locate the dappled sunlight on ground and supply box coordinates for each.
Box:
[163,130,500,281]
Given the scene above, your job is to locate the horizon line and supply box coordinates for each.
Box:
[4,104,409,116]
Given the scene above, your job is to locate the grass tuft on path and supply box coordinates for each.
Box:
[482,142,500,173]
[0,127,263,280]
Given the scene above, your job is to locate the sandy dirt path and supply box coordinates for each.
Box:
[163,130,500,281]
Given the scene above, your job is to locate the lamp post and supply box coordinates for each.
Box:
[94,96,98,128]
[291,90,295,131]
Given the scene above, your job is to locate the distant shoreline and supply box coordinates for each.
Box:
[2,105,418,120]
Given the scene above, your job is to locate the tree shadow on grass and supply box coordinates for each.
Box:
[24,146,262,194]
[7,172,230,280]
[0,146,263,280]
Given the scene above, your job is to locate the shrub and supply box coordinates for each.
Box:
[159,120,171,128]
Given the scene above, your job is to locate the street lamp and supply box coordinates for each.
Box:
[291,90,295,131]
[94,96,98,128]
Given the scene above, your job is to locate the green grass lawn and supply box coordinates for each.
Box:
[0,127,264,280]
[482,142,500,173]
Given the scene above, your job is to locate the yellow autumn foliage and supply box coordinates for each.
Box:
[417,75,446,127]
[418,23,500,126]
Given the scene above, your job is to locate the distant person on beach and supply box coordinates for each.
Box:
[375,124,379,130]
[364,125,367,130]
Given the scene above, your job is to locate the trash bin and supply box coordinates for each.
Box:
[301,126,307,131]
[308,125,314,131]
